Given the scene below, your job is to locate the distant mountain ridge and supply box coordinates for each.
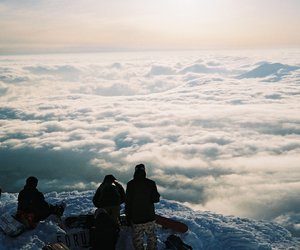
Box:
[238,62,299,81]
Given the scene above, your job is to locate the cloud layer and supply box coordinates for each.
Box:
[0,50,300,234]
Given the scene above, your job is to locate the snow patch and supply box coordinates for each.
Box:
[0,191,299,250]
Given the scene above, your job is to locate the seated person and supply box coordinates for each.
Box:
[16,176,64,228]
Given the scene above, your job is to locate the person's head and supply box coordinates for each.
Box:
[103,174,116,183]
[134,163,146,179]
[26,176,38,188]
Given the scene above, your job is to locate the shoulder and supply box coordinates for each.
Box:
[103,183,119,193]
[127,179,134,185]
[36,190,45,198]
[114,181,124,189]
[18,189,25,197]
[126,179,136,190]
[145,178,156,185]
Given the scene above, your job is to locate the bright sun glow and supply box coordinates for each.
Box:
[0,0,299,53]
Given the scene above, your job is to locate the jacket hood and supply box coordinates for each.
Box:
[103,174,116,183]
[26,176,38,188]
[134,169,146,180]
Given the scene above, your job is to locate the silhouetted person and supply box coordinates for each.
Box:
[125,164,160,250]
[93,174,125,225]
[90,208,120,250]
[16,176,64,228]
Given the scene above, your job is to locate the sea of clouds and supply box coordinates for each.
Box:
[0,50,300,235]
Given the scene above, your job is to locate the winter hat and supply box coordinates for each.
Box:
[135,164,145,172]
[103,174,117,183]
[134,164,146,179]
[26,176,38,187]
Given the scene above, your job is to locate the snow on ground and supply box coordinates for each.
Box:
[0,191,299,250]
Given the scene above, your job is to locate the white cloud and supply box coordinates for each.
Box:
[0,50,300,232]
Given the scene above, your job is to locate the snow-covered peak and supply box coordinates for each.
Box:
[0,191,299,250]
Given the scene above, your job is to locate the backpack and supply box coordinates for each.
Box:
[165,234,193,250]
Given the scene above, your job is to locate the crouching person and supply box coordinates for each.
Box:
[90,208,120,250]
[16,176,64,229]
[125,164,160,250]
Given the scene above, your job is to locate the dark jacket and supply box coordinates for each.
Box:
[125,170,160,224]
[18,185,54,221]
[17,185,50,214]
[93,182,121,208]
[114,181,126,204]
[90,209,119,250]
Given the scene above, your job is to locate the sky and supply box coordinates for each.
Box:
[0,0,300,53]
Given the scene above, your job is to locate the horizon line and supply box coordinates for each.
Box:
[1,46,300,56]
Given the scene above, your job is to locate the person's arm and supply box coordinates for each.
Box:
[37,191,51,208]
[92,187,102,207]
[151,182,160,203]
[17,190,26,211]
[114,181,126,204]
[125,183,132,222]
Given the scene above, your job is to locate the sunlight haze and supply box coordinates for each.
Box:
[0,0,300,53]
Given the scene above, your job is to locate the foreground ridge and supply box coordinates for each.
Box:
[0,191,299,250]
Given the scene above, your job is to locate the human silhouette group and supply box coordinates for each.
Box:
[13,163,160,250]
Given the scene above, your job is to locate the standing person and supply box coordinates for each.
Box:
[93,174,125,225]
[125,164,160,250]
[16,176,64,229]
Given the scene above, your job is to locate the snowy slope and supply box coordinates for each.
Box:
[0,191,299,250]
